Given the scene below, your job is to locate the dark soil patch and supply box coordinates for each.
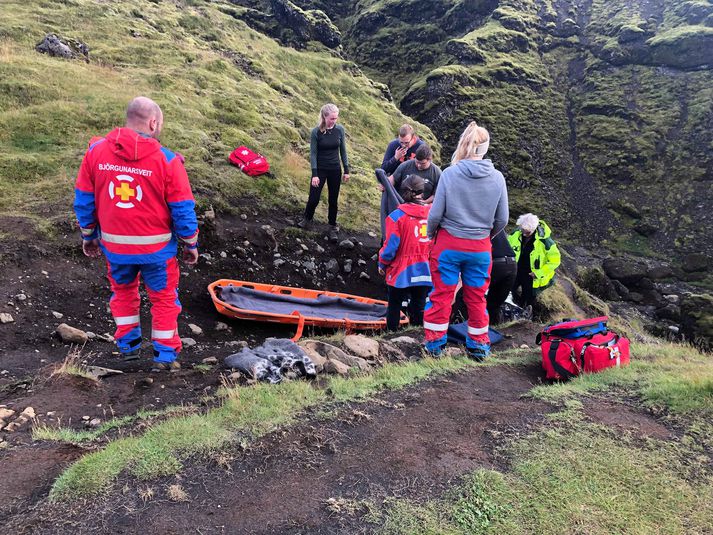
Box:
[584,399,675,441]
[7,364,550,535]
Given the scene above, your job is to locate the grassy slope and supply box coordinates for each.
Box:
[0,0,435,234]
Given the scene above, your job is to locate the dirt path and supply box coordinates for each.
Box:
[8,363,551,534]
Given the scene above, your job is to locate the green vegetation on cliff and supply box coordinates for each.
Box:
[0,0,436,233]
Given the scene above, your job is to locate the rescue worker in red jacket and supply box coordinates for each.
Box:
[378,175,432,331]
[74,96,199,371]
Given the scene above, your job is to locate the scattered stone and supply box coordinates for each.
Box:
[0,313,14,324]
[215,321,230,332]
[359,272,370,281]
[357,259,367,266]
[97,333,114,343]
[368,231,377,238]
[188,323,203,336]
[56,323,89,344]
[663,294,680,304]
[668,325,680,334]
[51,311,64,319]
[15,294,27,301]
[220,251,227,258]
[324,358,350,375]
[85,331,97,339]
[520,344,530,349]
[302,261,316,271]
[325,258,339,274]
[86,366,123,379]
[343,259,353,274]
[300,243,309,251]
[202,357,218,365]
[274,258,286,267]
[338,239,355,250]
[227,371,243,382]
[81,415,90,421]
[240,214,248,220]
[226,340,249,349]
[316,245,325,253]
[181,337,197,348]
[0,408,15,421]
[344,334,380,360]
[203,207,216,221]
[88,418,102,428]
[390,336,419,345]
[139,377,154,387]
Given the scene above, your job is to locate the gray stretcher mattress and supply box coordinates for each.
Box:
[220,286,388,322]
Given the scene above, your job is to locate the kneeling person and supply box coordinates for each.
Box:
[378,175,432,331]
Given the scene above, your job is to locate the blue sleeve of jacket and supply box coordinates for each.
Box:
[381,140,400,175]
[73,152,99,240]
[378,210,403,269]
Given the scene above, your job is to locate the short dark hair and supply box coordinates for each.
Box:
[415,144,432,161]
[400,174,425,202]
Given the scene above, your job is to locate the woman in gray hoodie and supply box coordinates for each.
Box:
[423,121,509,360]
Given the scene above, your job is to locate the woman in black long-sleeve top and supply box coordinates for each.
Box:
[298,103,350,242]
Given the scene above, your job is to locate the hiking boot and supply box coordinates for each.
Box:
[297,217,313,230]
[328,225,339,243]
[466,344,490,362]
[424,336,447,358]
[122,349,140,362]
[151,360,181,372]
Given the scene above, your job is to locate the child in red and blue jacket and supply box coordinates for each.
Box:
[378,175,432,330]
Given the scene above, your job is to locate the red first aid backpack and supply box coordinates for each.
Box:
[229,146,270,176]
[536,316,630,380]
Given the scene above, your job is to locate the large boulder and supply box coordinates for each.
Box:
[681,253,710,273]
[577,266,619,301]
[270,0,341,49]
[680,293,713,349]
[343,334,380,360]
[602,257,649,287]
[35,33,89,61]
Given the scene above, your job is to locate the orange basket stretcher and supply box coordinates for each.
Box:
[208,279,408,341]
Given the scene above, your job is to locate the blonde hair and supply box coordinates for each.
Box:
[451,121,490,164]
[516,213,540,234]
[318,103,339,132]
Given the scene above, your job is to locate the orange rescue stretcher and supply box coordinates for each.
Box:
[208,279,408,341]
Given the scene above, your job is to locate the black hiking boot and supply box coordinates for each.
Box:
[122,349,140,362]
[297,217,313,230]
[328,225,339,243]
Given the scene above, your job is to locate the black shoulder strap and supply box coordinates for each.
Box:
[548,339,576,380]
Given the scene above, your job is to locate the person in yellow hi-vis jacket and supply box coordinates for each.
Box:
[508,213,560,314]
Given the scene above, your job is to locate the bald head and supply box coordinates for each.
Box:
[125,96,163,139]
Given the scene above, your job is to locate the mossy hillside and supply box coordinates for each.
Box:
[0,0,436,233]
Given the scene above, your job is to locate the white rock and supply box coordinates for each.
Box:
[343,334,380,360]
[215,322,230,332]
[181,337,197,347]
[390,336,419,345]
[0,408,15,420]
[88,418,102,428]
[15,294,27,301]
[220,251,227,258]
[21,407,36,419]
[359,272,370,281]
[201,357,218,365]
[188,323,203,336]
[0,313,14,324]
[520,344,530,349]
[56,323,89,344]
[51,311,64,319]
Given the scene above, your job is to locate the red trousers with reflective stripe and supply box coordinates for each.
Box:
[106,257,182,355]
[424,229,492,345]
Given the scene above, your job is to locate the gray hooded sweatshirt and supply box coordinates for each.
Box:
[426,159,508,240]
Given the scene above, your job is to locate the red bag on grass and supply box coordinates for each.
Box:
[229,146,270,176]
[536,316,630,380]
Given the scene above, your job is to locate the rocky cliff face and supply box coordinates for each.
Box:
[285,0,713,268]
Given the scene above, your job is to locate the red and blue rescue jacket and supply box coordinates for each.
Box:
[74,128,198,264]
[378,203,432,288]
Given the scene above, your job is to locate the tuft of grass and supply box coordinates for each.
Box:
[166,483,190,503]
[50,349,97,382]
[49,354,478,501]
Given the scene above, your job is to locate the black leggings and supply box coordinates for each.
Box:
[512,269,535,307]
[487,259,517,324]
[304,168,342,226]
[386,286,430,331]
